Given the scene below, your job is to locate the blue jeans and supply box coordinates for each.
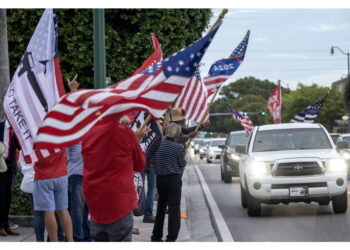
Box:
[142,167,156,217]
[27,193,64,242]
[68,175,91,242]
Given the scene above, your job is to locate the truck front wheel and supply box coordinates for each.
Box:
[246,186,261,216]
[332,191,348,214]
[241,184,247,208]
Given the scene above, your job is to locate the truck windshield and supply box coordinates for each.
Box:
[253,128,332,152]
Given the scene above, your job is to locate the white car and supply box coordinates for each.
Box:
[193,139,203,154]
[329,133,342,144]
[336,133,350,176]
[206,138,226,163]
[199,139,211,159]
[238,123,348,216]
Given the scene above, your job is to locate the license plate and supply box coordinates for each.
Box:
[289,187,309,197]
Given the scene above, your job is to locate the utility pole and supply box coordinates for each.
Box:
[93,9,106,89]
[0,9,10,118]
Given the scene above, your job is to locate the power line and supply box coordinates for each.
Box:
[203,58,345,62]
[206,49,349,52]
[236,68,346,72]
[242,58,344,62]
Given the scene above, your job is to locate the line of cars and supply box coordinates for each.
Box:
[193,138,225,163]
[193,124,350,217]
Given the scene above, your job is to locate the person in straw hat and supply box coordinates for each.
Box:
[162,107,209,147]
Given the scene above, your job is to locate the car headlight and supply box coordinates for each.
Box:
[228,153,240,161]
[326,158,347,172]
[209,150,215,154]
[250,161,270,176]
[341,152,350,160]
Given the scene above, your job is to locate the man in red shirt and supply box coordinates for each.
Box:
[82,119,145,241]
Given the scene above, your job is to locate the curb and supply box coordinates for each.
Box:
[9,215,33,227]
[193,163,234,242]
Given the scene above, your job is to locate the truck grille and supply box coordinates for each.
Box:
[271,182,327,189]
[275,162,322,176]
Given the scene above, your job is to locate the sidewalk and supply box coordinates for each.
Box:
[0,154,218,242]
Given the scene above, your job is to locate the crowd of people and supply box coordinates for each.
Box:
[0,77,207,242]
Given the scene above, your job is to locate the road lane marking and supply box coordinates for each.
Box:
[194,164,234,242]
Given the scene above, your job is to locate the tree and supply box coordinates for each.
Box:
[6,9,212,90]
[208,77,345,133]
[219,76,289,100]
[208,76,286,133]
[282,83,345,131]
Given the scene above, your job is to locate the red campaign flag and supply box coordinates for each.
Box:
[3,9,64,164]
[34,25,221,149]
[151,33,162,54]
[266,83,282,124]
[132,33,163,76]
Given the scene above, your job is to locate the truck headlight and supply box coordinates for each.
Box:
[326,158,347,172]
[228,153,240,161]
[250,161,270,176]
[342,152,350,160]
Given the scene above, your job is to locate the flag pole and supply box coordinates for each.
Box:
[195,29,251,132]
[140,8,229,132]
[185,9,229,148]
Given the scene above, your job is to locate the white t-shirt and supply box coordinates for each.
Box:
[19,154,35,193]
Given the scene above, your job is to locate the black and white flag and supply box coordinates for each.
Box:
[290,95,327,123]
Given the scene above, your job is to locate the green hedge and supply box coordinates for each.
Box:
[7,9,212,90]
[10,171,33,216]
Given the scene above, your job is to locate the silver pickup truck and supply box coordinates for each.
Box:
[237,123,348,216]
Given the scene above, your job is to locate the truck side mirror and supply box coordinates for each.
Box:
[235,145,247,154]
[336,140,348,150]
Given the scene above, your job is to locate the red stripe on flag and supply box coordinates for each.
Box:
[54,57,66,97]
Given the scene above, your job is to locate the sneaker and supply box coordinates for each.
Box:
[9,222,18,230]
[143,216,155,223]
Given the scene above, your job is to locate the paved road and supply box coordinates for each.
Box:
[193,155,350,242]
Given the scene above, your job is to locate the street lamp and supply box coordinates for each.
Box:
[331,46,350,132]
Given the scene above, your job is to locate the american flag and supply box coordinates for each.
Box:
[290,95,327,123]
[175,69,209,123]
[226,102,254,136]
[266,83,282,124]
[203,30,250,96]
[3,9,64,163]
[123,33,163,120]
[34,25,221,149]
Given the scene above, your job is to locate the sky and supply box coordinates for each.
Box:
[4,1,350,92]
[200,8,350,91]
